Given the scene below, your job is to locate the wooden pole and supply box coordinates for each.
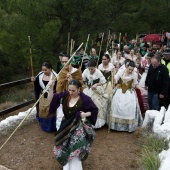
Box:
[72,40,75,51]
[111,41,114,57]
[28,36,36,101]
[106,30,110,52]
[67,32,70,54]
[118,33,121,52]
[28,36,34,78]
[136,33,139,42]
[108,70,115,132]
[0,42,84,151]
[70,39,73,55]
[97,32,104,67]
[119,32,121,44]
[80,34,90,69]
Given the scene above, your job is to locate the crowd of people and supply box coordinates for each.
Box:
[31,38,170,170]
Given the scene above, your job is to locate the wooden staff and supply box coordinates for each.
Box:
[28,36,35,101]
[80,34,90,69]
[0,42,84,151]
[136,33,139,42]
[106,30,111,52]
[28,36,34,78]
[111,40,114,57]
[119,32,121,44]
[72,40,75,51]
[116,57,120,72]
[118,32,121,52]
[70,39,73,55]
[67,32,70,54]
[108,69,115,132]
[97,32,104,67]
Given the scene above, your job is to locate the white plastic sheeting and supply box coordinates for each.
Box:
[0,107,36,135]
[142,106,170,170]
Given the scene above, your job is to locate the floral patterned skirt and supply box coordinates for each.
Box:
[53,120,95,166]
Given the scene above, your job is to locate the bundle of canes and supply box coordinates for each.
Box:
[108,69,115,132]
[80,34,90,69]
[0,42,84,151]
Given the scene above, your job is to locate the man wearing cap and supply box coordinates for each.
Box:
[162,48,170,106]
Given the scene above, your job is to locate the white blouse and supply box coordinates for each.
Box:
[98,62,115,72]
[82,68,106,84]
[111,56,125,66]
[114,69,138,88]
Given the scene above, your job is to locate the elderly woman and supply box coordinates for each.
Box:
[48,79,98,170]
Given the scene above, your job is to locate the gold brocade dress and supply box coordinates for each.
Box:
[109,69,143,132]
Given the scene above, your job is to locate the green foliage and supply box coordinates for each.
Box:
[140,147,160,170]
[139,133,169,170]
[0,0,170,83]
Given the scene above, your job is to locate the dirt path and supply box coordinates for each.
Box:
[0,120,142,170]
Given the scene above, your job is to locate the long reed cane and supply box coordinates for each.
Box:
[0,43,84,151]
[108,70,115,132]
[28,36,34,78]
[119,32,121,45]
[97,32,104,67]
[80,34,90,69]
[70,39,73,55]
[106,30,110,52]
[28,36,36,101]
[67,32,70,54]
[72,40,75,51]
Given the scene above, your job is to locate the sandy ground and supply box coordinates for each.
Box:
[0,118,142,170]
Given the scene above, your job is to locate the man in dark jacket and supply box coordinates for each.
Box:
[162,48,170,107]
[145,55,169,110]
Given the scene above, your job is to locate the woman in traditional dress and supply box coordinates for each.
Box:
[129,49,137,62]
[98,54,115,93]
[109,61,143,132]
[48,79,98,170]
[82,60,109,128]
[135,51,144,75]
[33,62,57,132]
[111,51,125,71]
